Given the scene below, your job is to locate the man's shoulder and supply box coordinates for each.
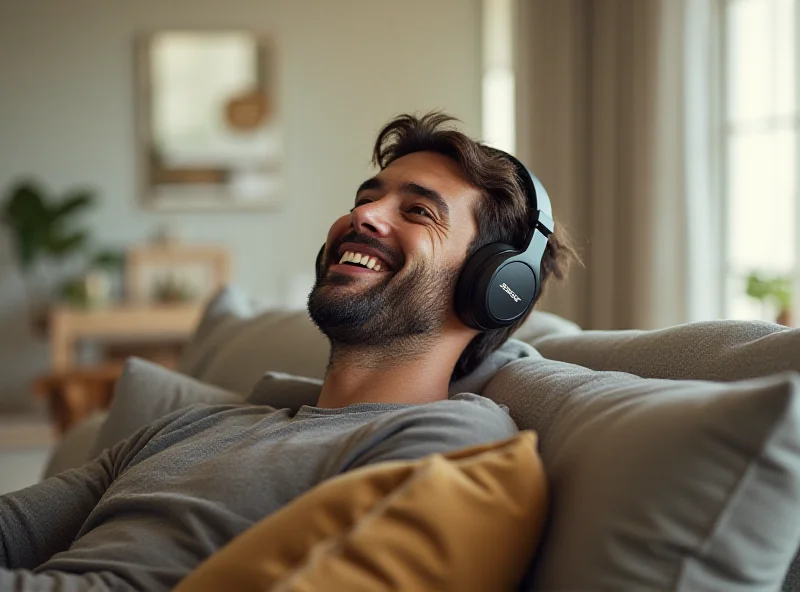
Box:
[338,394,517,471]
[408,392,511,418]
[132,402,281,448]
[371,393,517,445]
[156,402,283,431]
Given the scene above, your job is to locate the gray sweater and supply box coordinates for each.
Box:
[0,394,516,591]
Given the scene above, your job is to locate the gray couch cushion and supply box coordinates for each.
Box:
[480,348,800,591]
[92,358,242,455]
[530,320,799,382]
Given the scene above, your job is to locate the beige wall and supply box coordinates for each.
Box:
[0,0,482,412]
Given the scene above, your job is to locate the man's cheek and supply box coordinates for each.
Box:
[326,216,351,246]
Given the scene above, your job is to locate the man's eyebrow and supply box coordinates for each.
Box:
[355,177,382,196]
[400,182,450,222]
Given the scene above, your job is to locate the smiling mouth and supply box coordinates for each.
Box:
[337,251,384,272]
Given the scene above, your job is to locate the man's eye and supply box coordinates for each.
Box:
[408,205,432,218]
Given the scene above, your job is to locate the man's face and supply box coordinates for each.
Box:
[308,151,480,349]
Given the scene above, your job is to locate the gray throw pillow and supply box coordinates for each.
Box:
[92,358,242,456]
[530,319,799,382]
[247,371,323,411]
[177,286,331,394]
[480,349,800,591]
[178,284,258,377]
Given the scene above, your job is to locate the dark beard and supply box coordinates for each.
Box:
[307,257,460,358]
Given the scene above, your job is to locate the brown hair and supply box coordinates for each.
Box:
[372,112,580,380]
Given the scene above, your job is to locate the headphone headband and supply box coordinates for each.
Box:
[486,148,553,239]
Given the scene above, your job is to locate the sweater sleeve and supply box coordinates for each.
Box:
[0,447,116,569]
[0,405,190,570]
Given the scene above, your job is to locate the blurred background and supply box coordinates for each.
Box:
[0,0,795,489]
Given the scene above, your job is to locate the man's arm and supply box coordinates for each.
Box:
[0,446,117,569]
[342,393,518,471]
[0,405,188,570]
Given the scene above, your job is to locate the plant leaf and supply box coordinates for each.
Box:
[52,190,94,219]
[1,183,48,227]
[12,232,38,271]
[47,230,89,258]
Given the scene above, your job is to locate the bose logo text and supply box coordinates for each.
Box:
[499,282,521,303]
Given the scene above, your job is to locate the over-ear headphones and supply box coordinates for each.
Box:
[454,149,553,330]
[314,149,554,332]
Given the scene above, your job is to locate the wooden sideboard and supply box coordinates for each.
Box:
[36,304,203,434]
[48,303,203,371]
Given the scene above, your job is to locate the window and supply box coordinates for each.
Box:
[482,0,515,153]
[722,0,797,325]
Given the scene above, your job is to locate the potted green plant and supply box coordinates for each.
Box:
[1,180,95,329]
[745,272,793,326]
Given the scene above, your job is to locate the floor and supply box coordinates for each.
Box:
[0,415,55,495]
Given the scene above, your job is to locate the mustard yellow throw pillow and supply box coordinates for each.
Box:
[175,431,547,592]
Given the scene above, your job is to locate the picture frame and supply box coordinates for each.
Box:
[134,29,284,211]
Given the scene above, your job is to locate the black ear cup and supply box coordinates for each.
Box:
[455,243,512,327]
[455,243,537,330]
[314,244,325,281]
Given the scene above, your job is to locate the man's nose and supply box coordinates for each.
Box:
[350,200,391,237]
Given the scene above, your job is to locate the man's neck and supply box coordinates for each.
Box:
[316,336,468,408]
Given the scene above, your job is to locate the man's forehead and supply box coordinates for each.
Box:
[374,151,480,204]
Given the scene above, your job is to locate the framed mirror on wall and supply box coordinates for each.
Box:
[135,30,284,211]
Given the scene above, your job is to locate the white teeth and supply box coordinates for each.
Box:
[338,250,385,271]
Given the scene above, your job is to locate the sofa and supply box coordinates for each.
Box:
[44,286,800,591]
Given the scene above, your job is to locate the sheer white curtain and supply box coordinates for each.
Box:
[516,0,717,329]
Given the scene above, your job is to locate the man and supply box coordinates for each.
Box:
[0,112,575,591]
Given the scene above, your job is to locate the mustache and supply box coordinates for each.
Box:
[326,231,404,271]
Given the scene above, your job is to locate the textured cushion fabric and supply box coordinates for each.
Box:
[247,371,323,409]
[42,411,108,478]
[479,350,800,591]
[174,431,547,592]
[448,339,536,396]
[529,319,800,382]
[510,309,582,344]
[177,287,331,393]
[92,358,241,456]
[177,285,259,377]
